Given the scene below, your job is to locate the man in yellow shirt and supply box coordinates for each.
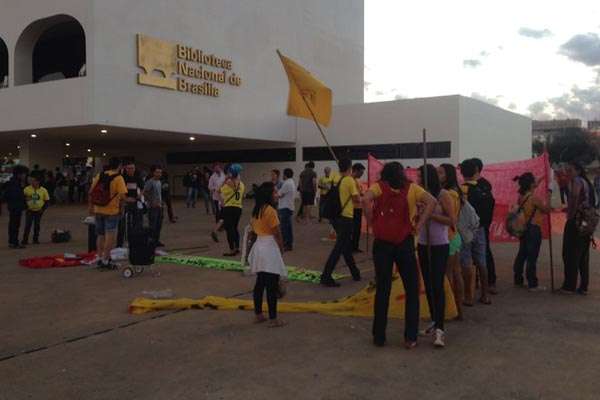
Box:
[351,163,366,253]
[317,167,333,222]
[22,174,50,245]
[320,158,361,287]
[89,158,128,269]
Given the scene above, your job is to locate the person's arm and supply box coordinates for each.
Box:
[414,191,437,234]
[274,226,284,253]
[362,189,376,223]
[430,191,455,227]
[533,195,551,214]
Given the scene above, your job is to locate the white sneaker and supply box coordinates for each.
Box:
[419,322,436,337]
[434,329,445,348]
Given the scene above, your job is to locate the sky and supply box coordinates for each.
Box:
[364,0,600,122]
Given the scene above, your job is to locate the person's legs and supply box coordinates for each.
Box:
[95,215,107,261]
[577,236,591,293]
[186,188,192,207]
[352,208,362,251]
[278,208,293,249]
[338,217,360,279]
[321,219,344,283]
[102,216,120,264]
[446,252,464,319]
[561,219,578,291]
[32,211,42,243]
[372,239,394,344]
[418,244,448,330]
[253,272,266,316]
[396,237,420,343]
[459,240,475,305]
[264,272,279,320]
[116,211,126,248]
[513,238,528,286]
[222,207,236,251]
[213,200,221,223]
[472,227,490,302]
[22,210,34,244]
[8,210,22,246]
[525,225,542,288]
[483,226,497,289]
[232,208,242,250]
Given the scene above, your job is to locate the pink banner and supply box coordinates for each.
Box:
[366,153,552,243]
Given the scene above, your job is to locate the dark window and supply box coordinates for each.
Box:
[166,148,296,165]
[33,21,86,83]
[0,38,7,88]
[302,142,451,161]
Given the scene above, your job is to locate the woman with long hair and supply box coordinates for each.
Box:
[512,172,550,290]
[417,164,455,348]
[220,164,245,256]
[363,162,436,348]
[249,182,287,327]
[561,161,596,295]
[437,164,464,320]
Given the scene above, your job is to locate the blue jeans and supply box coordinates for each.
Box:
[186,187,198,207]
[278,208,293,248]
[513,224,542,288]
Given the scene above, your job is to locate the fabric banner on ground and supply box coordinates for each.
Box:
[129,275,458,321]
[155,255,347,284]
[366,153,553,243]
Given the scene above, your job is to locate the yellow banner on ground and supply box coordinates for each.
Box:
[129,276,458,320]
[278,51,332,127]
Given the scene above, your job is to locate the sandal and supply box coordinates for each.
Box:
[268,319,288,328]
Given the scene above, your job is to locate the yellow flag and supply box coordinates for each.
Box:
[278,51,332,127]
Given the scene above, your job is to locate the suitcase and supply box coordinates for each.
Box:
[128,227,156,266]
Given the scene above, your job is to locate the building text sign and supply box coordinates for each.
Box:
[136,34,242,97]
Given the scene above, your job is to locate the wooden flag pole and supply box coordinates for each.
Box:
[276,50,338,164]
[422,128,435,323]
[543,148,555,292]
[366,153,371,253]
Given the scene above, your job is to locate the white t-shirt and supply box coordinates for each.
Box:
[208,172,226,201]
[277,178,296,211]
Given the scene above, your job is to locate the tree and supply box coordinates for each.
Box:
[547,128,599,165]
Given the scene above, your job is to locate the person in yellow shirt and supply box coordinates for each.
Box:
[220,164,245,256]
[89,158,128,269]
[320,159,362,287]
[22,174,50,245]
[248,181,288,327]
[317,167,333,222]
[351,163,366,253]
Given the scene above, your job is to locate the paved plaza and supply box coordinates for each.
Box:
[1,201,599,400]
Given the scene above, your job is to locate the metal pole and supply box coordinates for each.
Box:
[543,148,555,292]
[422,128,435,324]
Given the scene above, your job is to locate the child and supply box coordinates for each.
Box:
[23,174,50,245]
[248,181,288,327]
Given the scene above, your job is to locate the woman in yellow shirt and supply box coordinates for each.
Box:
[512,172,550,290]
[220,164,245,256]
[249,182,287,327]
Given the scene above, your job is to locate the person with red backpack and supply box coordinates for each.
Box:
[363,162,436,348]
[88,157,127,269]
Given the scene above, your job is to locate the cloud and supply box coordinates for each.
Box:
[479,51,490,57]
[528,85,600,120]
[559,33,600,66]
[518,27,553,39]
[463,59,482,68]
[394,94,406,100]
[508,102,518,110]
[471,92,500,106]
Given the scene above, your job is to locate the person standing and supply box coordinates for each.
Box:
[471,158,497,294]
[208,163,226,222]
[460,159,492,305]
[297,162,317,223]
[417,164,455,348]
[144,165,165,247]
[89,158,128,268]
[277,168,295,251]
[117,161,144,248]
[161,170,177,223]
[184,170,198,208]
[22,174,50,245]
[561,161,596,295]
[351,163,366,253]
[438,164,465,320]
[249,182,288,328]
[5,165,29,249]
[512,173,551,291]
[220,164,245,256]
[320,159,362,287]
[594,170,600,208]
[555,168,571,206]
[318,167,333,222]
[271,169,283,191]
[363,161,436,348]
[198,167,212,215]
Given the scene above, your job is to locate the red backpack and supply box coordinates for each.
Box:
[372,182,412,245]
[90,173,119,207]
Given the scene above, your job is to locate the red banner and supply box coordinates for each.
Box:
[366,153,552,243]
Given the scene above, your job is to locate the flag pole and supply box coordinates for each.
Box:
[366,153,371,253]
[276,49,338,164]
[422,128,435,323]
[543,148,555,292]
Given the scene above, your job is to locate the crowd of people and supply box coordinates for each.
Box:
[1,155,598,349]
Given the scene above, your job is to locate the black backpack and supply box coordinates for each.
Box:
[465,179,495,227]
[322,176,351,221]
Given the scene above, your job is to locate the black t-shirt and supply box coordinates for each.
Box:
[124,174,144,199]
[299,169,316,193]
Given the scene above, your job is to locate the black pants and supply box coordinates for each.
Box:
[483,226,496,286]
[418,244,449,331]
[117,208,143,248]
[253,272,280,319]
[562,218,591,292]
[321,217,360,281]
[8,209,23,246]
[222,206,242,250]
[372,237,419,343]
[213,200,222,223]
[513,225,542,288]
[147,207,163,244]
[23,210,43,243]
[352,208,362,251]
[163,193,174,221]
